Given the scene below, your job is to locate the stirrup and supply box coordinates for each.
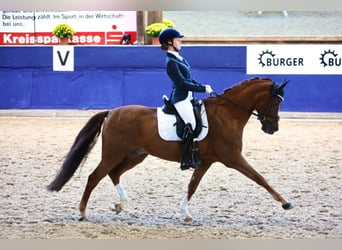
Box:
[180,157,191,170]
[180,154,200,171]
[180,156,195,170]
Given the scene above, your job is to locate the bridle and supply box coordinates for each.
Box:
[210,91,282,122]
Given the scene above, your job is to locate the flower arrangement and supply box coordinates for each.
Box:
[145,18,175,37]
[161,18,174,29]
[52,23,75,38]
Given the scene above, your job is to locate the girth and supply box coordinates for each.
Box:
[162,96,204,139]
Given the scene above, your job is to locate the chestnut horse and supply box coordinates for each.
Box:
[47,77,293,222]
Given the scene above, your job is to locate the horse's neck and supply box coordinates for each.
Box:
[206,79,270,126]
[205,96,250,133]
[222,79,270,112]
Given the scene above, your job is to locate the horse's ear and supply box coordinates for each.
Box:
[279,79,290,90]
[272,79,289,99]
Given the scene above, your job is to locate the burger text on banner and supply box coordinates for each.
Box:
[247,45,342,75]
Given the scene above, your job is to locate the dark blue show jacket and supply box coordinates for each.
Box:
[165,52,207,104]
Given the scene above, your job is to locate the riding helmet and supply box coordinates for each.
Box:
[159,28,184,45]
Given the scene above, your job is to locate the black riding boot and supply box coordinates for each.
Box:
[191,142,201,167]
[180,124,200,170]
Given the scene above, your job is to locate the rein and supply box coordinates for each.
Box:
[210,92,280,121]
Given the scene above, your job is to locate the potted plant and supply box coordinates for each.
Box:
[52,23,75,45]
[145,19,174,45]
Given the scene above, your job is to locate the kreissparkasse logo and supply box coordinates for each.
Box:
[258,49,304,67]
[319,50,341,67]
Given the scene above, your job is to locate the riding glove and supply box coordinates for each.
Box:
[205,85,214,93]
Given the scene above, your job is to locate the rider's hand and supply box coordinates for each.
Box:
[205,85,214,93]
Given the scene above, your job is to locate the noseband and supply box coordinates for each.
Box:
[257,95,283,121]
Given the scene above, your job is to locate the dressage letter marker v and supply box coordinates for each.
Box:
[53,46,74,71]
[57,51,69,66]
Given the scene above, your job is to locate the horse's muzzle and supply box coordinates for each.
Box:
[261,121,278,134]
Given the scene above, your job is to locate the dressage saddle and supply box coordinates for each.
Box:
[162,96,204,170]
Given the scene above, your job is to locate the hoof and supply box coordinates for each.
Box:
[114,203,124,214]
[79,216,86,222]
[184,216,193,222]
[282,202,294,210]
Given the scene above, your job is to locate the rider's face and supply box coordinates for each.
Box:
[172,38,182,51]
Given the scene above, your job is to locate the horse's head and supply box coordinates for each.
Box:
[256,80,289,134]
[212,77,289,134]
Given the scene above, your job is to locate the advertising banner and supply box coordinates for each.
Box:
[247,45,342,75]
[0,11,137,45]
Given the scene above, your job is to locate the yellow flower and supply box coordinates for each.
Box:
[145,19,175,37]
[145,23,167,37]
[52,24,75,38]
[162,19,174,28]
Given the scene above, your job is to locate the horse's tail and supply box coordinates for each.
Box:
[46,110,110,192]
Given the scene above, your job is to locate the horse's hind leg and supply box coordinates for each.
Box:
[108,153,148,214]
[79,158,121,221]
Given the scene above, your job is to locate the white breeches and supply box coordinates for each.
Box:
[174,92,196,129]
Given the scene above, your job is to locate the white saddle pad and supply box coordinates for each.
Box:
[157,103,209,141]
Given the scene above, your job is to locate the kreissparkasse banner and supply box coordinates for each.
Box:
[0,11,137,45]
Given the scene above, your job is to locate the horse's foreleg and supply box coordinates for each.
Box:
[231,157,293,210]
[180,192,192,222]
[180,163,211,222]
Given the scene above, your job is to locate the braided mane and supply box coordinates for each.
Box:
[223,77,272,94]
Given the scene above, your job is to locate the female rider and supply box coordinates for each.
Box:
[159,28,213,170]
